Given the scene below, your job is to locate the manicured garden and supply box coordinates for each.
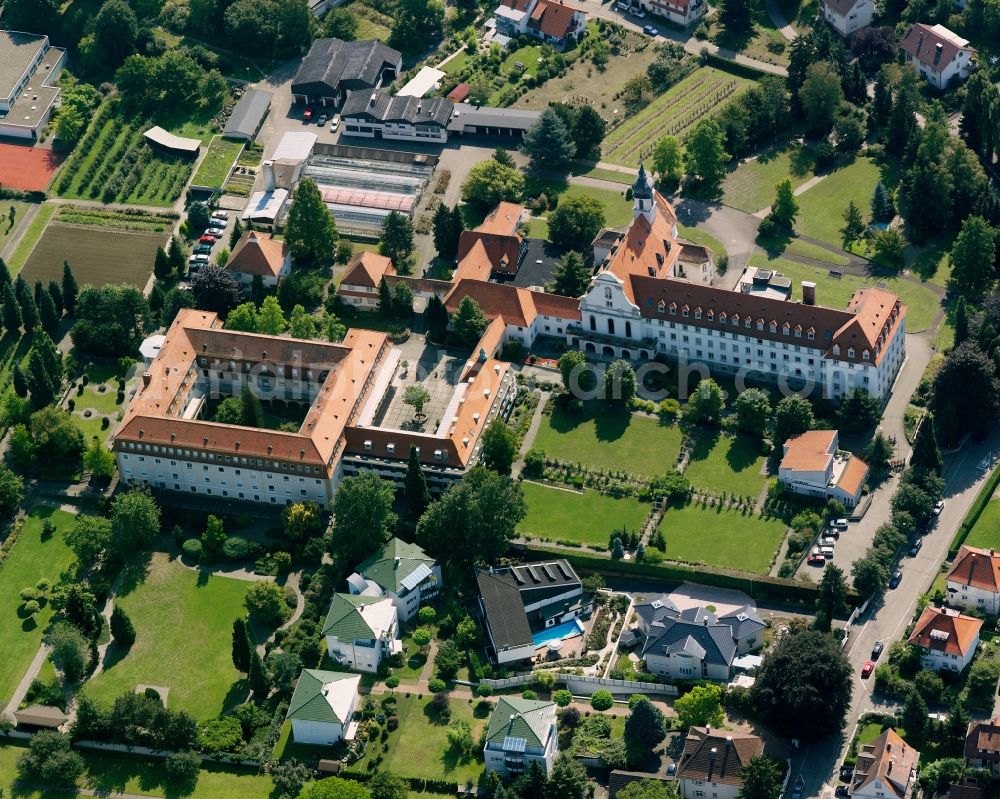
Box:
[532,402,683,478]
[0,506,77,708]
[657,502,787,573]
[85,554,255,719]
[518,481,650,545]
[0,738,274,799]
[746,254,941,333]
[192,137,244,189]
[601,68,751,168]
[722,146,816,213]
[963,498,1000,550]
[683,431,767,497]
[353,694,486,783]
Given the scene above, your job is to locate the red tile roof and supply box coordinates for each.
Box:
[965,718,1000,762]
[448,83,470,102]
[780,430,837,472]
[445,278,581,327]
[528,0,582,39]
[227,232,289,278]
[947,546,1000,593]
[675,727,763,787]
[836,455,869,497]
[852,729,919,799]
[341,251,395,289]
[908,606,982,658]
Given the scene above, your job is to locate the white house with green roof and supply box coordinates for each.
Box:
[286,669,361,745]
[346,537,442,622]
[323,593,401,673]
[484,696,559,777]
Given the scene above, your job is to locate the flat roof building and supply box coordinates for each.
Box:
[223,88,272,141]
[0,30,65,139]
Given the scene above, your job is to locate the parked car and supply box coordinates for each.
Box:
[330,115,340,132]
[199,234,215,244]
[822,536,837,546]
[871,640,884,660]
[666,763,676,776]
[643,24,659,35]
[889,569,902,589]
[826,526,840,538]
[195,244,213,255]
[820,546,835,558]
[807,553,826,566]
[317,114,328,126]
[613,2,627,9]
[633,8,646,17]
[211,210,229,222]
[791,776,804,799]
[833,518,849,530]
[933,500,945,516]
[861,660,875,679]
[909,538,923,556]
[208,227,225,237]
[303,106,314,122]
[836,786,849,796]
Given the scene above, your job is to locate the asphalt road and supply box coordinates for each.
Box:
[791,427,1000,798]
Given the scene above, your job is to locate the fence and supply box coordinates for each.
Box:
[479,673,678,696]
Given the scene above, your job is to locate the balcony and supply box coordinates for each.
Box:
[566,323,657,350]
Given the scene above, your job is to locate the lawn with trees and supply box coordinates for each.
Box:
[657,503,787,573]
[533,402,683,478]
[85,554,256,718]
[518,481,650,545]
[963,499,1000,550]
[721,146,816,213]
[0,506,76,707]
[683,431,767,497]
[792,158,887,247]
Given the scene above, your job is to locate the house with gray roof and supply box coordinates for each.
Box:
[484,696,559,776]
[323,593,400,673]
[286,670,361,745]
[633,594,680,636]
[641,607,738,681]
[291,38,401,108]
[675,726,767,799]
[342,90,454,143]
[223,88,272,141]
[718,606,767,655]
[346,537,441,622]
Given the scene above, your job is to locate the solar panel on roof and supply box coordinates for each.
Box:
[502,737,527,753]
[400,563,432,592]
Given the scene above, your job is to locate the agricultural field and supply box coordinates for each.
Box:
[745,254,941,333]
[53,205,178,233]
[85,554,255,719]
[192,136,245,189]
[601,68,751,168]
[21,223,166,289]
[55,101,197,207]
[532,402,683,478]
[8,202,56,274]
[658,502,787,573]
[518,481,650,545]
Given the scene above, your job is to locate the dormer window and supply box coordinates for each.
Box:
[782,324,790,335]
[757,321,764,331]
[694,309,701,320]
[833,344,840,355]
[847,347,855,358]
[719,312,726,323]
[669,303,677,315]
[657,300,665,313]
[807,329,815,340]
[862,350,870,360]
[769,323,776,333]
[794,326,802,338]
[681,306,689,318]
[706,310,714,320]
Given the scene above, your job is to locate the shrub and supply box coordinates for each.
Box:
[522,689,538,700]
[428,678,447,693]
[164,750,201,787]
[23,600,40,616]
[35,578,50,592]
[418,606,437,624]
[222,536,250,560]
[182,538,203,561]
[591,690,614,711]
[476,684,493,697]
[19,587,39,603]
[553,689,572,706]
[385,676,400,689]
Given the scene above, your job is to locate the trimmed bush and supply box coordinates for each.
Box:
[182,538,203,561]
[591,689,614,711]
[222,536,250,560]
[428,678,447,693]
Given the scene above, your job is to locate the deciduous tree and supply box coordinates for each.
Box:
[330,472,395,564]
[547,196,605,252]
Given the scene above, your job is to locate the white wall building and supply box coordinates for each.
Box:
[323,594,401,673]
[778,429,869,507]
[946,546,1000,615]
[851,729,919,799]
[900,23,975,89]
[819,0,874,36]
[675,727,766,799]
[0,30,65,140]
[484,697,559,776]
[286,670,360,745]
[907,606,982,674]
[347,537,441,622]
[636,0,707,27]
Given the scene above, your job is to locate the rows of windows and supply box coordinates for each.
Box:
[118,443,323,474]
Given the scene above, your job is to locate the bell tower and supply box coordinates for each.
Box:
[632,162,655,224]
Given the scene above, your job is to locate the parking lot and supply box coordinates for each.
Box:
[187,210,236,274]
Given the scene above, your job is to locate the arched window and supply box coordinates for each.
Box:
[605,287,612,300]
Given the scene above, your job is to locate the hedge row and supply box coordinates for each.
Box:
[518,543,861,606]
[948,462,1000,557]
[700,51,775,81]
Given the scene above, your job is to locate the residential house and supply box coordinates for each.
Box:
[347,537,441,622]
[225,231,291,289]
[337,252,396,308]
[900,23,975,89]
[341,91,453,143]
[945,545,1000,615]
[819,0,874,36]
[286,670,361,745]
[675,726,765,799]
[322,593,401,673]
[907,606,982,673]
[476,560,588,664]
[851,728,919,799]
[778,429,869,507]
[641,607,738,681]
[717,606,767,655]
[291,38,402,108]
[483,696,559,776]
[965,719,1000,776]
[635,0,706,27]
[633,594,680,636]
[494,0,587,47]
[455,202,528,281]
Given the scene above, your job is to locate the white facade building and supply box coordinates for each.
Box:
[778,429,869,507]
[348,537,441,623]
[675,727,766,799]
[819,0,874,36]
[484,697,559,776]
[286,670,360,745]
[323,594,400,673]
[900,23,975,89]
[907,606,982,673]
[636,0,707,27]
[946,546,1000,615]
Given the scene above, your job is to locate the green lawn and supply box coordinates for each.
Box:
[572,166,636,185]
[77,385,123,414]
[0,201,29,254]
[532,402,683,477]
[677,224,727,261]
[795,158,885,247]
[85,554,255,719]
[527,183,632,242]
[722,146,816,213]
[392,633,429,681]
[683,431,767,497]
[0,507,77,708]
[354,694,485,782]
[657,502,787,573]
[746,254,941,333]
[192,137,244,189]
[964,498,1000,550]
[519,482,650,545]
[0,738,273,799]
[501,44,543,77]
[73,413,112,445]
[9,202,56,274]
[439,50,469,75]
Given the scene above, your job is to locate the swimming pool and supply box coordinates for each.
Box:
[532,618,585,647]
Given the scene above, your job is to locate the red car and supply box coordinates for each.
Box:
[303,106,315,122]
[861,660,875,679]
[199,234,216,244]
[806,553,826,566]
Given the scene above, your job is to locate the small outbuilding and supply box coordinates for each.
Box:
[14,704,68,729]
[143,126,200,156]
[223,88,273,141]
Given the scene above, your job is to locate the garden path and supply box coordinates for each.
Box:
[765,0,799,40]
[512,390,550,478]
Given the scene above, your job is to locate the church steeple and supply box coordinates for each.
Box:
[632,162,656,224]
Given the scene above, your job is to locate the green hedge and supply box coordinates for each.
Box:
[700,52,774,81]
[949,462,1000,557]
[519,543,859,606]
